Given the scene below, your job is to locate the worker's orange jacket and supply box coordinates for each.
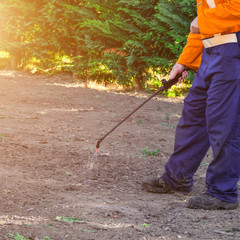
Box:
[177,0,240,71]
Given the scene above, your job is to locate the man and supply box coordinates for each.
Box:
[142,0,240,210]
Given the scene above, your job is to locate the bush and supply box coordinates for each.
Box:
[0,0,196,91]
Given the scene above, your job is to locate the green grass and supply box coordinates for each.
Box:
[165,113,170,120]
[141,223,150,227]
[8,233,29,240]
[55,216,85,223]
[137,119,144,126]
[160,123,176,129]
[141,147,160,157]
[0,134,5,140]
[8,233,51,240]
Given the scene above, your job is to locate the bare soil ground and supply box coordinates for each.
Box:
[0,70,239,240]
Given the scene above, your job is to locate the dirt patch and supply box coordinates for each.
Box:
[0,71,239,240]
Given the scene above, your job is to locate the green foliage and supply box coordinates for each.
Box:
[141,223,151,227]
[0,134,5,140]
[141,147,161,157]
[8,233,29,240]
[55,216,85,223]
[8,233,50,240]
[0,0,196,91]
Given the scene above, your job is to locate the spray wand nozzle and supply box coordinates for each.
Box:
[96,137,103,150]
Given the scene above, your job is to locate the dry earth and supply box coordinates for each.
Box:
[0,70,239,240]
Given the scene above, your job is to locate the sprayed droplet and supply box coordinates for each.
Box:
[86,148,99,170]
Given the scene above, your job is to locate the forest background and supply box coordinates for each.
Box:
[0,0,196,94]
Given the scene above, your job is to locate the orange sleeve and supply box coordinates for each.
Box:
[177,33,204,71]
[198,0,240,35]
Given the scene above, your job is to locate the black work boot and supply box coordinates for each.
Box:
[187,193,238,210]
[142,177,192,193]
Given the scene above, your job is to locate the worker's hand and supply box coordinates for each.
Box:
[169,63,188,83]
[190,17,200,34]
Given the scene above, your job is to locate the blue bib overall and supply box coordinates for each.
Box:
[162,32,240,203]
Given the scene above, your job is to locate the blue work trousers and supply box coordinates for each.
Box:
[162,32,240,203]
